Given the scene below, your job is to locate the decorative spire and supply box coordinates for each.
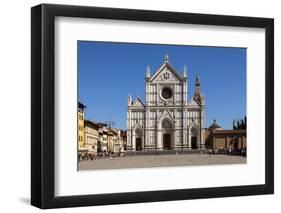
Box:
[193,73,204,105]
[183,65,187,78]
[195,74,200,86]
[195,74,201,96]
[164,54,169,62]
[146,65,150,78]
[127,94,132,106]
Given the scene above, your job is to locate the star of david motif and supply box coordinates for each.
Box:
[163,71,171,80]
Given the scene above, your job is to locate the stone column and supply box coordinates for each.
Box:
[157,129,162,150]
[182,129,186,149]
[173,129,177,149]
[197,131,200,149]
[126,130,131,150]
[132,130,136,151]
[145,110,150,150]
[142,130,145,150]
[200,128,205,150]
[188,130,191,150]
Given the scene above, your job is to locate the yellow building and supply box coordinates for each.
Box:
[78,102,86,152]
[77,104,126,155]
[84,120,100,154]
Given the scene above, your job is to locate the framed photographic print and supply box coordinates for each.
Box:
[31,3,274,209]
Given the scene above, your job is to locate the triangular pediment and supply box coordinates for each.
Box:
[189,96,201,107]
[158,109,175,124]
[132,97,145,108]
[133,121,143,130]
[188,119,198,129]
[150,62,183,83]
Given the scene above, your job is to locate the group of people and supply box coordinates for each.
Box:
[206,147,247,157]
[78,147,126,162]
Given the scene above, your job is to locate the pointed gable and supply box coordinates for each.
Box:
[150,61,183,83]
[189,97,201,108]
[158,109,175,124]
[133,120,144,129]
[132,97,145,108]
[188,118,199,129]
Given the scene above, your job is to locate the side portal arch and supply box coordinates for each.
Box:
[161,118,173,150]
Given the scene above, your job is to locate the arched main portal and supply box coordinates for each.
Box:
[135,128,142,151]
[162,119,173,150]
[191,127,198,149]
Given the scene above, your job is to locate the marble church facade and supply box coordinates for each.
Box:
[126,55,205,151]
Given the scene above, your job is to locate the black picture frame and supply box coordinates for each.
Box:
[31,3,274,209]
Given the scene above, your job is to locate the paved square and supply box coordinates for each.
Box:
[78,154,246,170]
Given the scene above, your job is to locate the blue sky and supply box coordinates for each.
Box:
[78,41,246,130]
